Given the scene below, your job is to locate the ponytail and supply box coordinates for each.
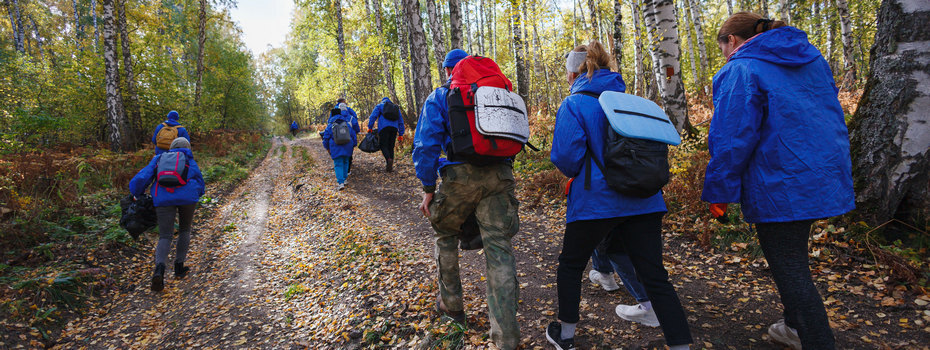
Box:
[717,12,787,42]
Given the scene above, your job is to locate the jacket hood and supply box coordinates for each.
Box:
[730,27,822,67]
[166,148,194,159]
[163,119,182,126]
[381,97,392,103]
[569,69,627,95]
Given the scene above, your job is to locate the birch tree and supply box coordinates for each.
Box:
[449,0,463,49]
[686,0,709,94]
[510,0,528,102]
[426,0,447,79]
[836,0,857,88]
[612,0,622,66]
[643,0,692,134]
[404,0,432,118]
[118,0,141,143]
[194,0,207,108]
[92,0,99,48]
[849,0,930,225]
[101,0,127,151]
[374,0,399,102]
[393,0,417,116]
[587,0,598,39]
[6,0,25,52]
[335,0,347,96]
[779,0,791,24]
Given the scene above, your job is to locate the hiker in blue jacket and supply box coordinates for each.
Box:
[338,99,360,174]
[290,121,299,137]
[129,137,205,292]
[368,97,405,172]
[703,13,854,350]
[323,108,357,190]
[546,41,692,350]
[152,111,191,155]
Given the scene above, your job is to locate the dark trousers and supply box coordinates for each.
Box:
[155,204,196,266]
[757,220,835,349]
[557,213,692,346]
[379,127,397,160]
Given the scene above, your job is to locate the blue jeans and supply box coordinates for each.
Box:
[592,246,650,302]
[333,156,350,184]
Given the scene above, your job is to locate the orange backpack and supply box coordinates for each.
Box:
[156,123,180,149]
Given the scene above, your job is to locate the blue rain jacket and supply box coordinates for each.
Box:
[152,115,191,155]
[413,85,457,187]
[290,121,299,130]
[129,148,205,207]
[323,112,358,159]
[368,98,406,135]
[551,69,667,223]
[702,27,854,223]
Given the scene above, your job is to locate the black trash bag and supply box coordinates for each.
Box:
[358,131,381,153]
[119,194,157,239]
[458,212,483,250]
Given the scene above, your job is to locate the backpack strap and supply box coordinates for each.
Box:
[571,91,606,191]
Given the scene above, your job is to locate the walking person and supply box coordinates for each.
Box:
[337,100,360,174]
[704,13,855,349]
[152,110,190,155]
[587,236,660,327]
[546,41,692,350]
[323,107,357,190]
[290,120,300,137]
[413,49,521,350]
[129,137,205,292]
[367,97,405,172]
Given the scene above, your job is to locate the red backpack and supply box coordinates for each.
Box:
[446,56,532,164]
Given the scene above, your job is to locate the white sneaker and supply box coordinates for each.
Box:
[588,269,620,292]
[336,183,345,190]
[768,319,801,350]
[615,304,660,327]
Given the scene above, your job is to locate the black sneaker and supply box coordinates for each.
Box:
[174,262,190,279]
[151,263,166,292]
[545,322,576,350]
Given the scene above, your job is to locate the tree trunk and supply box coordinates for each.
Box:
[779,0,791,24]
[849,0,930,226]
[643,0,691,134]
[449,0,463,49]
[478,0,485,54]
[812,1,820,47]
[835,0,856,88]
[102,0,127,151]
[726,0,733,15]
[611,0,622,66]
[194,0,206,107]
[393,0,417,117]
[682,0,698,89]
[30,16,43,59]
[6,0,24,52]
[586,0,598,39]
[404,0,432,119]
[510,0,528,102]
[427,0,447,80]
[761,0,768,17]
[72,0,83,51]
[531,0,551,112]
[489,0,496,59]
[631,1,644,96]
[335,0,347,96]
[572,0,578,46]
[92,0,99,48]
[686,0,709,95]
[118,0,141,146]
[374,0,399,102]
[827,4,837,71]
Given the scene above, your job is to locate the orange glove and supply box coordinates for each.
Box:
[398,136,404,141]
[368,129,374,133]
[710,203,729,223]
[564,177,575,196]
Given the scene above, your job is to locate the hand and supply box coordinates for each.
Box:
[710,203,729,223]
[398,136,404,141]
[368,129,374,133]
[419,192,434,217]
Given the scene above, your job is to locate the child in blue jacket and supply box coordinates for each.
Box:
[129,137,205,292]
[323,108,358,190]
[704,13,855,350]
[546,41,692,350]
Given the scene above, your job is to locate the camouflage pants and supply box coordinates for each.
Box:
[428,162,521,350]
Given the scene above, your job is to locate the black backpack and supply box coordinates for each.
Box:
[332,119,352,145]
[119,194,157,239]
[576,92,671,198]
[382,101,401,121]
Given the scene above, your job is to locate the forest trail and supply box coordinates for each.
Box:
[51,136,929,349]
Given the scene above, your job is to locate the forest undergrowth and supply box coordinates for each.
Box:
[0,131,269,344]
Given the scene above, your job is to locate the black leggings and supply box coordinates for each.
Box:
[379,127,397,160]
[757,220,835,349]
[557,213,692,346]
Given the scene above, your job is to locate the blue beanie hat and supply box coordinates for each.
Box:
[167,110,180,121]
[443,49,469,68]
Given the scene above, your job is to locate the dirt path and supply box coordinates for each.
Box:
[51,136,930,350]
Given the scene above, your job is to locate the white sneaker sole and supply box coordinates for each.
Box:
[545,331,568,350]
[615,306,660,327]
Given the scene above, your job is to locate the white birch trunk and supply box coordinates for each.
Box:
[194,0,206,108]
[612,0,622,67]
[510,0,528,102]
[587,0,598,40]
[779,0,791,24]
[427,0,447,79]
[849,0,930,224]
[393,0,417,115]
[118,0,141,144]
[404,0,432,118]
[835,0,856,88]
[643,0,691,133]
[449,0,463,49]
[102,0,126,151]
[336,0,347,96]
[686,0,709,95]
[374,0,399,102]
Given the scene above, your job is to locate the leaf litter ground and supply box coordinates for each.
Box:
[48,135,930,349]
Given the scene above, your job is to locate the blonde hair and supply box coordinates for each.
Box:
[717,12,788,42]
[571,41,615,78]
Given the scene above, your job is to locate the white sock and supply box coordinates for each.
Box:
[560,322,576,340]
[639,301,653,311]
[668,345,690,350]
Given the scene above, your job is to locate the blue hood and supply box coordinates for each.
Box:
[730,27,822,67]
[381,97,391,104]
[569,69,627,96]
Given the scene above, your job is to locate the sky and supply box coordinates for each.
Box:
[228,0,296,55]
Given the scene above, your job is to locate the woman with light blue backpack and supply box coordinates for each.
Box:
[545,41,692,350]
